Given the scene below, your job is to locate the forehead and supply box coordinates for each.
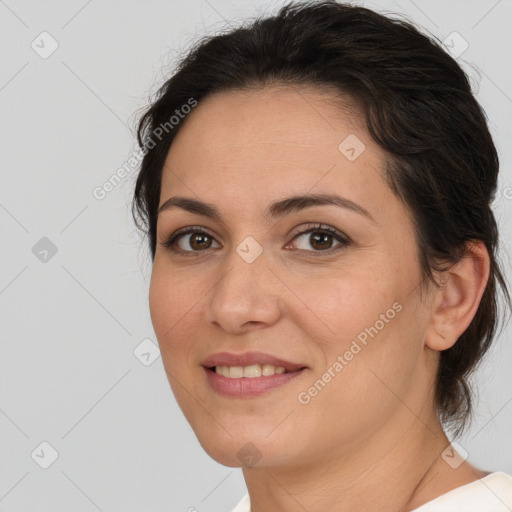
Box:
[168,84,367,159]
[159,85,393,220]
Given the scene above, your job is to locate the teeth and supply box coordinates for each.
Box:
[243,364,261,378]
[214,364,287,378]
[263,364,285,375]
[229,366,244,378]
[215,365,230,377]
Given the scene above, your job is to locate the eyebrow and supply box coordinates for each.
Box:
[157,193,376,223]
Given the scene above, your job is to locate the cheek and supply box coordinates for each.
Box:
[148,264,204,412]
[294,267,398,349]
[148,263,195,357]
[277,276,425,462]
[294,264,422,395]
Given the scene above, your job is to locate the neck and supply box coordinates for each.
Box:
[242,412,480,512]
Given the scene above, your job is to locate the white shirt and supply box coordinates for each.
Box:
[229,472,512,511]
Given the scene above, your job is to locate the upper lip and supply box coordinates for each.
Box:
[201,351,307,372]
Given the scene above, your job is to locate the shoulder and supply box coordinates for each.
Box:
[411,472,512,511]
[229,493,250,512]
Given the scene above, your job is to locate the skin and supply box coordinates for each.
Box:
[149,85,490,512]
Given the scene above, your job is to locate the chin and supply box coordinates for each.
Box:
[191,422,288,468]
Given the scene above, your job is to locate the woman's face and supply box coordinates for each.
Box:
[149,85,437,468]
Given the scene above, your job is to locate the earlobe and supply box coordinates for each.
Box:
[425,240,490,352]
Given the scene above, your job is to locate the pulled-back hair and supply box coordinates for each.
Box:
[132,0,510,436]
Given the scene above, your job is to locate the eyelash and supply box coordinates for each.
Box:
[160,223,352,257]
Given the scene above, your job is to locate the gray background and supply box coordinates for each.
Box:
[1,0,511,511]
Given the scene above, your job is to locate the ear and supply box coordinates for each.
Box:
[425,240,490,351]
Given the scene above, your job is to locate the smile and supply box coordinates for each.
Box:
[213,364,288,378]
[204,366,306,397]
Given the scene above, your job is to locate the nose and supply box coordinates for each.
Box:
[204,241,282,334]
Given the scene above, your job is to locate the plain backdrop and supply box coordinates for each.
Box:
[1,1,511,511]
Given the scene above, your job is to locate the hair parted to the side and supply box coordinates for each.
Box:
[132,0,511,437]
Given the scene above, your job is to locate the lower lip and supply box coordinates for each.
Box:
[203,367,306,397]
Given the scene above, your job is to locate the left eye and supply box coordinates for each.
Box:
[287,224,351,253]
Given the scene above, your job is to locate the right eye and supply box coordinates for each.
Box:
[161,227,221,256]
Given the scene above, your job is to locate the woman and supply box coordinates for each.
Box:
[132,1,512,510]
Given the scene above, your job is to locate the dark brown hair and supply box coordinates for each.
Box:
[132,0,510,436]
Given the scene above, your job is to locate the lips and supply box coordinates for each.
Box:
[201,351,306,373]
